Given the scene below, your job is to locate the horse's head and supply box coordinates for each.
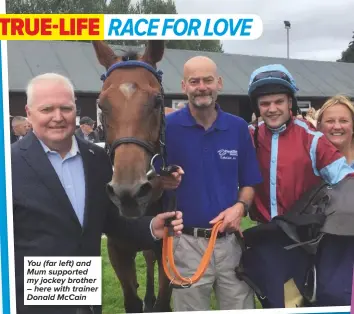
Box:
[92,40,166,218]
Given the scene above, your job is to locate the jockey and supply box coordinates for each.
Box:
[242,64,354,308]
[247,64,354,223]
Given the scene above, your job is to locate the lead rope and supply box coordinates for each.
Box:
[157,90,225,288]
[162,220,223,288]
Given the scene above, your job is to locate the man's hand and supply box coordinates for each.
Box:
[151,211,183,239]
[159,166,184,190]
[150,166,185,201]
[209,203,245,233]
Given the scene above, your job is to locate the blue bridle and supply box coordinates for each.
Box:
[98,59,169,174]
[99,58,180,230]
[100,60,163,84]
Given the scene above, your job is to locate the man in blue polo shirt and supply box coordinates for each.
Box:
[159,56,263,311]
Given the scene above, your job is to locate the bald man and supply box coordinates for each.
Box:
[156,56,262,311]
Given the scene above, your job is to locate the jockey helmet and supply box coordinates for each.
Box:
[248,64,300,116]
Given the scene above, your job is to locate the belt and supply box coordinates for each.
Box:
[182,227,226,239]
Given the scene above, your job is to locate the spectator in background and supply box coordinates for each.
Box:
[11,116,31,143]
[94,124,105,142]
[305,107,317,128]
[95,98,105,142]
[75,116,99,143]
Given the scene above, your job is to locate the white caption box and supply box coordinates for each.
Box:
[24,257,101,305]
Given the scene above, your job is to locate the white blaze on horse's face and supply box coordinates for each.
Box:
[119,83,137,100]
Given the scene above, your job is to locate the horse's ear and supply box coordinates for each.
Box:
[141,40,165,67]
[92,40,118,70]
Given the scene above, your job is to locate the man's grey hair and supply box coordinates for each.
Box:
[26,73,75,107]
[11,116,27,127]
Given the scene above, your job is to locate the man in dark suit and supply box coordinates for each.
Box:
[75,116,99,143]
[10,116,31,143]
[12,72,184,314]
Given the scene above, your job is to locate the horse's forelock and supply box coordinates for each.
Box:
[121,50,140,61]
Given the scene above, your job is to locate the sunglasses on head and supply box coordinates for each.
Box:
[252,71,292,84]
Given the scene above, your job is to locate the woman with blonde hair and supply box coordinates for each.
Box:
[314,94,354,308]
[317,94,354,167]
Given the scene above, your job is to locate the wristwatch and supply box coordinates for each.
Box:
[236,201,249,217]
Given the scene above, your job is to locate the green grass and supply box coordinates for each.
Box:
[101,217,261,313]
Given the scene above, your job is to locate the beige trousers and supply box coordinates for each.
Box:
[171,233,255,311]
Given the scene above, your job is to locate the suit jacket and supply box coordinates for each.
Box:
[10,132,22,144]
[11,132,156,314]
[75,128,99,143]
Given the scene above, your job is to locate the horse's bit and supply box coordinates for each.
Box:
[99,59,222,289]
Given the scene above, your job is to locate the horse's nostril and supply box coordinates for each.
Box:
[135,182,152,200]
[106,182,152,204]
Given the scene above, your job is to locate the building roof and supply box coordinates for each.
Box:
[7,40,354,98]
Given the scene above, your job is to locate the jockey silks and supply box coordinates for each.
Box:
[248,117,354,223]
[241,63,354,309]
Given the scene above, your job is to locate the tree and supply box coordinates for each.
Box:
[134,0,177,14]
[7,0,53,13]
[195,40,224,53]
[104,0,140,46]
[337,31,354,63]
[7,0,108,14]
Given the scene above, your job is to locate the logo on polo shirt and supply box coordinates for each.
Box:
[217,149,238,160]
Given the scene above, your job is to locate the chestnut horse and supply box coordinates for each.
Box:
[92,40,174,313]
